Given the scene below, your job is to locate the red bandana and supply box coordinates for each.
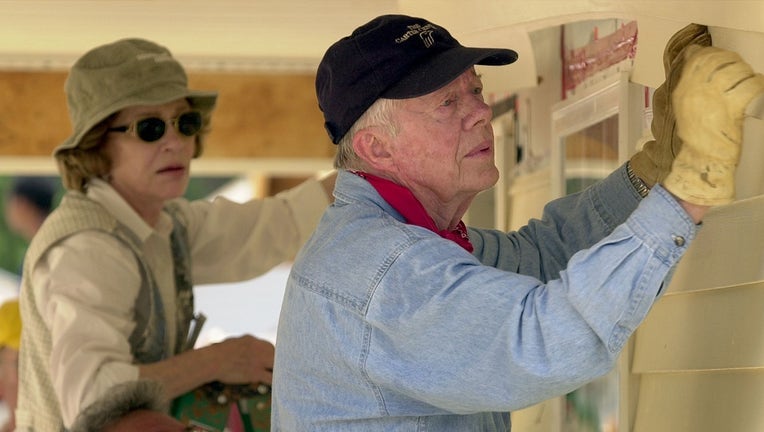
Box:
[354,171,473,252]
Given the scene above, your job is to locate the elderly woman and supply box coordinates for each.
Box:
[16,38,334,431]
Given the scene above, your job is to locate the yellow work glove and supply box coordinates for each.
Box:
[629,23,711,188]
[664,45,764,206]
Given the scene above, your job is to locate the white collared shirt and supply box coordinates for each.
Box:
[30,177,329,426]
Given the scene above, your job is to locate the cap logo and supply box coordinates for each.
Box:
[135,52,174,63]
[395,23,437,48]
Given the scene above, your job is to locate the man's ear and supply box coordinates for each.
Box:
[352,127,394,171]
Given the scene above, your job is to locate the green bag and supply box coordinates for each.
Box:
[171,382,271,432]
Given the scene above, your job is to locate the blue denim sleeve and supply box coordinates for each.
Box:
[364,185,699,413]
[470,163,642,281]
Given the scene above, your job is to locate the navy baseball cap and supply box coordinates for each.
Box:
[316,14,518,144]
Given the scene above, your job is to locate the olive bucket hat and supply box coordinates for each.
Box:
[54,38,218,155]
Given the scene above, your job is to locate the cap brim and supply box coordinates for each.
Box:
[383,46,518,100]
[54,87,218,155]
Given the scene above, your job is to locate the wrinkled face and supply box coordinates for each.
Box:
[387,68,498,204]
[104,99,196,217]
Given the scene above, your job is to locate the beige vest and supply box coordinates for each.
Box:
[16,192,187,432]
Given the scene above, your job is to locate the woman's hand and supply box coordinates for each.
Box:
[209,335,275,385]
[140,334,275,398]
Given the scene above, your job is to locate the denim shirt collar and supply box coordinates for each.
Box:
[333,169,407,223]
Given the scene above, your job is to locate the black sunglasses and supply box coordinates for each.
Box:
[108,110,203,143]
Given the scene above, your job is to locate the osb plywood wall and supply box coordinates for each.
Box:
[0,71,335,159]
[0,71,69,156]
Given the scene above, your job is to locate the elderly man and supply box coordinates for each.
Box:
[272,14,764,430]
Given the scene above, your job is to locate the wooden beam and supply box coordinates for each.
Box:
[0,71,335,160]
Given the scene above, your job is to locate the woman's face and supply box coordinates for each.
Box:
[103,99,197,222]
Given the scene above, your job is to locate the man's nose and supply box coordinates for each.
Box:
[463,95,491,129]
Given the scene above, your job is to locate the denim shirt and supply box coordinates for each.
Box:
[273,165,699,431]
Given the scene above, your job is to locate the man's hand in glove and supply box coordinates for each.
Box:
[664,45,764,206]
[629,23,711,188]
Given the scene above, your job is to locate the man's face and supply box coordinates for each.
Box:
[387,68,499,206]
[4,196,36,241]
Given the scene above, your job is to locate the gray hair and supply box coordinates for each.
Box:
[69,380,168,432]
[334,98,400,170]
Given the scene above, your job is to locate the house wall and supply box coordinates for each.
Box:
[490,12,764,432]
